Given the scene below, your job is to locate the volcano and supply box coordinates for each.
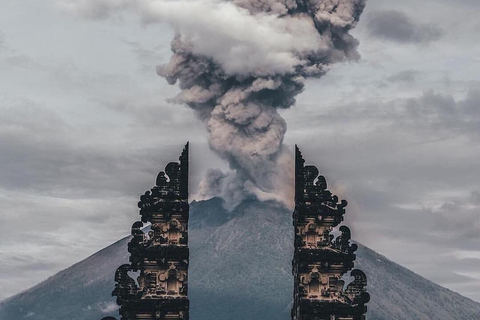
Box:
[1,198,479,320]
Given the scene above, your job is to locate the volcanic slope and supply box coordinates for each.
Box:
[1,198,480,320]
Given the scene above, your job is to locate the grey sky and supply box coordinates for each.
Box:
[366,10,443,44]
[0,0,479,304]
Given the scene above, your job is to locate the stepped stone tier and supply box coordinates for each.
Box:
[104,143,190,320]
[292,146,369,320]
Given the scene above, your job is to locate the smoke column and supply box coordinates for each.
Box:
[61,0,366,209]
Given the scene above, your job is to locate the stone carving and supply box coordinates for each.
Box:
[101,143,370,320]
[292,146,369,320]
[106,143,189,320]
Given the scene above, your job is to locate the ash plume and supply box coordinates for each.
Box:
[60,0,366,209]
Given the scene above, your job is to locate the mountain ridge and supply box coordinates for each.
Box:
[1,198,480,320]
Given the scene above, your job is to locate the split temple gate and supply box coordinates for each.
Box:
[106,143,190,320]
[102,144,369,320]
[292,146,369,320]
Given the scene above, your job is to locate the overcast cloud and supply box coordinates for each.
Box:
[0,0,479,304]
[367,10,443,44]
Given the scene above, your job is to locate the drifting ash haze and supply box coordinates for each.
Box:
[61,0,366,209]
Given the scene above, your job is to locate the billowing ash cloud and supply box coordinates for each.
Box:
[60,0,366,209]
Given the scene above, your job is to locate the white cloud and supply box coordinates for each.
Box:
[58,0,325,75]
